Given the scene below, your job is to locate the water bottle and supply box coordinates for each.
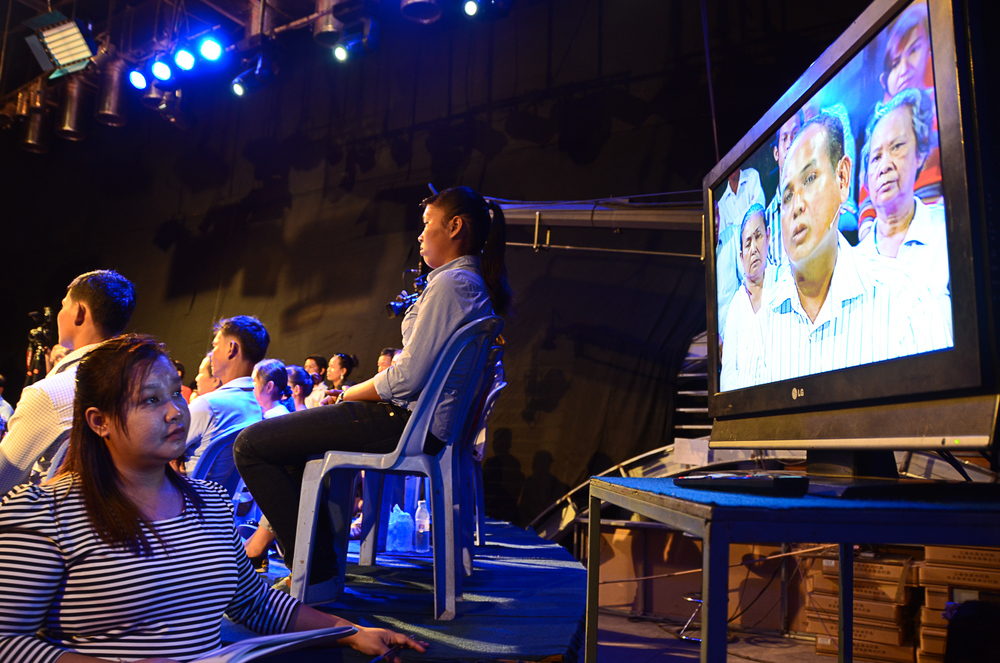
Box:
[414,500,430,553]
[387,504,414,552]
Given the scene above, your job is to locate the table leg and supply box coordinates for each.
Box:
[585,493,601,663]
[838,542,853,663]
[701,519,730,663]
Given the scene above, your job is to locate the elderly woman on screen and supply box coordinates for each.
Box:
[0,334,424,663]
[857,88,951,339]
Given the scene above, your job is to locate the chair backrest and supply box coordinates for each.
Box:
[190,435,242,497]
[43,431,72,483]
[396,316,503,460]
[471,350,507,462]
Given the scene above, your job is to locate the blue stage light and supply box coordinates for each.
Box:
[199,37,223,61]
[151,59,172,81]
[174,47,196,71]
[129,69,148,90]
[463,0,479,16]
[232,80,245,96]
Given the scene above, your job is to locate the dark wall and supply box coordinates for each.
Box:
[0,0,870,525]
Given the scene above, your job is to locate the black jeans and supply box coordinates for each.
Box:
[233,400,411,574]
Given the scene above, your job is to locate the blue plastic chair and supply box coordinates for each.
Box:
[290,315,503,619]
[190,434,243,498]
[464,349,507,551]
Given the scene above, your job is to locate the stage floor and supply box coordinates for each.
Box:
[223,518,587,662]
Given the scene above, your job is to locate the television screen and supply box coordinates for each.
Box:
[713,0,953,393]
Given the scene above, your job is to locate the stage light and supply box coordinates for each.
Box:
[231,51,275,97]
[129,69,148,90]
[151,58,172,81]
[23,11,97,79]
[95,58,128,126]
[464,0,511,20]
[174,47,196,71]
[199,36,223,61]
[331,18,378,63]
[55,74,86,140]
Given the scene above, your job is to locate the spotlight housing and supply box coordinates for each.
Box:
[332,17,378,63]
[231,50,276,96]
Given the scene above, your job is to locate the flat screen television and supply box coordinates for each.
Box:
[702,0,1000,477]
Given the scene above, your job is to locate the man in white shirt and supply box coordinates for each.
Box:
[0,270,136,495]
[184,315,270,493]
[752,114,948,385]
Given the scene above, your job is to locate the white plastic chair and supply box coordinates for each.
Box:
[291,315,502,619]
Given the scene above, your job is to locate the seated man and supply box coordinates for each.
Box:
[0,270,136,496]
[751,113,949,384]
[184,316,269,490]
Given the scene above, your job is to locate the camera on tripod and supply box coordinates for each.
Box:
[28,307,55,348]
[385,275,427,318]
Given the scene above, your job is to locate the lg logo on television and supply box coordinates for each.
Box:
[791,388,804,400]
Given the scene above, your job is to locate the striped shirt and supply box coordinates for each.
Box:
[764,186,785,269]
[746,234,952,386]
[0,475,298,662]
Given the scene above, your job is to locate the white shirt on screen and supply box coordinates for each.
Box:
[720,266,780,392]
[748,234,951,385]
[855,197,951,340]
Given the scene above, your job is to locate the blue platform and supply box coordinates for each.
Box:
[223,518,586,662]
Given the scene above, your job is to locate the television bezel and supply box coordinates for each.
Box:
[702,0,989,432]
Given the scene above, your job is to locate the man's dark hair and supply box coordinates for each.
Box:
[214,316,270,365]
[380,347,401,359]
[67,270,137,338]
[799,112,845,172]
[305,354,329,373]
[172,360,185,380]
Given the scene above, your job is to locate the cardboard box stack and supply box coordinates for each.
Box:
[917,545,1000,663]
[804,550,921,662]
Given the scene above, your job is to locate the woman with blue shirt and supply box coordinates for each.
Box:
[234,186,511,584]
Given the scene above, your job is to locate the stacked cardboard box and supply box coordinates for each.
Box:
[917,545,1000,663]
[804,551,921,662]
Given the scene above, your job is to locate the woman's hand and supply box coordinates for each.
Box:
[342,626,428,662]
[319,389,343,406]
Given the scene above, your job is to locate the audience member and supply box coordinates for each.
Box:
[235,185,510,586]
[716,167,766,334]
[317,353,359,405]
[377,348,401,373]
[0,334,425,661]
[192,353,221,400]
[752,113,948,383]
[0,270,136,496]
[44,344,69,374]
[857,88,951,339]
[286,365,314,412]
[0,374,12,427]
[765,111,803,268]
[183,316,268,481]
[253,358,293,419]
[173,359,194,402]
[858,0,942,236]
[302,355,328,409]
[720,204,775,391]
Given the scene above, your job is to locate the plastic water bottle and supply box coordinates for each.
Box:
[414,500,430,553]
[386,504,415,552]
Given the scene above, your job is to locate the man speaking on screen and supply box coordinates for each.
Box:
[747,112,950,385]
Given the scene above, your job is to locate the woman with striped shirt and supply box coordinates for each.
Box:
[0,334,425,663]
